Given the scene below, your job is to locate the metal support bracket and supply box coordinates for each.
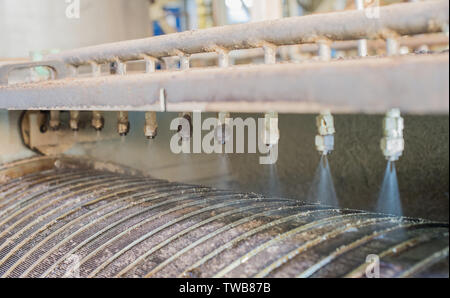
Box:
[0,60,71,86]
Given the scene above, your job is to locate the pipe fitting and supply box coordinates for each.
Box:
[49,111,61,131]
[118,111,130,136]
[262,112,280,147]
[144,111,158,139]
[215,112,232,145]
[315,110,335,155]
[69,111,80,131]
[91,111,104,131]
[177,112,192,142]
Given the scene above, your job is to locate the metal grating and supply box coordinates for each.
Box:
[0,156,448,278]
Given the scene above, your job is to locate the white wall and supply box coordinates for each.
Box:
[0,0,150,58]
[251,0,282,22]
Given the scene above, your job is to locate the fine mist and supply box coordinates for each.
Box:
[376,161,403,216]
[307,155,339,207]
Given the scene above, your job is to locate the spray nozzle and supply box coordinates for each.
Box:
[381,108,404,162]
[262,112,280,148]
[315,110,335,156]
[177,112,192,142]
[215,112,232,145]
[117,111,130,137]
[69,111,80,131]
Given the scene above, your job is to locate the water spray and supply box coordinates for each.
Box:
[309,111,339,206]
[380,108,404,162]
[315,110,335,156]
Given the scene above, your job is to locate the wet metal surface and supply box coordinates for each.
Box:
[0,157,448,278]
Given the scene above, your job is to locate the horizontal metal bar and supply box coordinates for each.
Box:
[46,1,448,66]
[1,53,448,114]
[184,34,449,63]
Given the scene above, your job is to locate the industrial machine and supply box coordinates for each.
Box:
[0,0,448,278]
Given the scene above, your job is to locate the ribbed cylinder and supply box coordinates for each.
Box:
[0,157,448,278]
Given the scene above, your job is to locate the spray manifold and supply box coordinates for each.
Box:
[315,110,335,155]
[381,108,404,161]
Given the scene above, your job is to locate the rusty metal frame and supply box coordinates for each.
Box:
[0,0,448,114]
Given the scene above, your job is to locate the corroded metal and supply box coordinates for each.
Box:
[45,1,448,65]
[0,54,448,114]
[0,1,447,114]
[0,60,70,86]
[0,157,448,278]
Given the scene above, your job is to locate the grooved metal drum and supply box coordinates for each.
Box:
[0,157,448,278]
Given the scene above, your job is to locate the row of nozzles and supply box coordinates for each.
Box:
[48,110,155,138]
[52,107,404,161]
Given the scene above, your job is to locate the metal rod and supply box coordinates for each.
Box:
[355,0,368,57]
[318,40,332,61]
[387,38,400,56]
